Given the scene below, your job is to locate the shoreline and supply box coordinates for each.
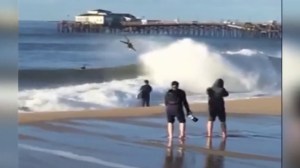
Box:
[19,96,281,124]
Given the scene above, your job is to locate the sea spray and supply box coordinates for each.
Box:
[139,38,280,93]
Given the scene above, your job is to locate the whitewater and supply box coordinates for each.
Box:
[19,37,281,112]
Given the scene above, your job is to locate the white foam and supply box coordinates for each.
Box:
[224,48,264,56]
[139,38,280,93]
[19,144,139,168]
[19,81,277,112]
[19,77,147,112]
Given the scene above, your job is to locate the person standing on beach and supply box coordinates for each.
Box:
[206,78,229,138]
[138,80,152,107]
[165,81,192,139]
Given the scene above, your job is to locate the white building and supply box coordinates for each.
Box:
[87,9,112,15]
[75,9,137,26]
[141,19,147,25]
[268,20,277,25]
[75,9,112,25]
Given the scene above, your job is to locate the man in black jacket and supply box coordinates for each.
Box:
[165,81,191,139]
[206,78,229,138]
[138,80,152,107]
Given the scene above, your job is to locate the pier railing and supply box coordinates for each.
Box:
[57,20,281,39]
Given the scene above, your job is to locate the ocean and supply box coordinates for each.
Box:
[19,21,282,112]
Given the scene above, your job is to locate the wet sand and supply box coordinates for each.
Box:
[19,97,281,168]
[19,96,281,124]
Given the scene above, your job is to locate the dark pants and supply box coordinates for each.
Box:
[208,111,226,122]
[208,106,226,122]
[208,101,226,122]
[167,111,186,123]
[141,98,150,107]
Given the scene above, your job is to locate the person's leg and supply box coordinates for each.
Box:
[206,136,213,149]
[207,112,216,137]
[177,112,186,139]
[220,122,227,138]
[219,112,227,138]
[167,135,173,148]
[141,99,145,107]
[206,111,216,137]
[146,98,150,107]
[207,121,213,137]
[167,112,175,138]
[179,123,186,139]
[168,123,174,139]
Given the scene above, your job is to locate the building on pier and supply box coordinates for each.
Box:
[75,9,112,25]
[105,13,137,27]
[74,9,137,27]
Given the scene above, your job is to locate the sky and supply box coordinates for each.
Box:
[19,0,281,22]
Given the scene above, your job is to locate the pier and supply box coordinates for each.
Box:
[57,20,281,39]
[57,8,281,39]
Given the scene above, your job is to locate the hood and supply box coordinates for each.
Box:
[212,78,224,88]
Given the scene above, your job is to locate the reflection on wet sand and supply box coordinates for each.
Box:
[163,138,186,168]
[204,138,226,168]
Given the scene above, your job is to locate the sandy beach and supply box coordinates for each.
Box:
[19,96,281,124]
[19,96,281,168]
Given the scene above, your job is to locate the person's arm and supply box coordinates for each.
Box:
[222,88,229,97]
[137,86,144,99]
[164,92,168,106]
[148,85,152,93]
[139,85,145,92]
[206,87,214,97]
[182,91,191,114]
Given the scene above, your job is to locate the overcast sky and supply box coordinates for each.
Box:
[19,0,281,22]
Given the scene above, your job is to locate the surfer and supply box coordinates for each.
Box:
[120,36,136,51]
[80,64,87,70]
[137,80,152,107]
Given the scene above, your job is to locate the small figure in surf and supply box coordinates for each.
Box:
[120,36,136,51]
[80,64,87,70]
[164,81,192,139]
[206,78,229,138]
[137,80,152,107]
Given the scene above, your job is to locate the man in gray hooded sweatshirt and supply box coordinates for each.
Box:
[206,78,229,138]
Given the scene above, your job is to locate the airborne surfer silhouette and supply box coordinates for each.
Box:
[120,36,136,51]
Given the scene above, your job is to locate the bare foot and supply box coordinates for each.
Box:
[222,133,227,139]
[207,133,212,137]
[167,137,173,148]
[179,135,185,139]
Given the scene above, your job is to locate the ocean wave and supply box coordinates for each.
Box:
[18,77,279,112]
[19,77,165,112]
[19,64,141,89]
[19,38,281,112]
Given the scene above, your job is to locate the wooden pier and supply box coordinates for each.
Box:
[57,20,281,39]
